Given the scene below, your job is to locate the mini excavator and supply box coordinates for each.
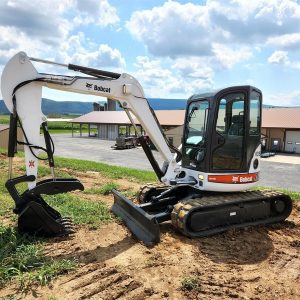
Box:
[1,52,292,244]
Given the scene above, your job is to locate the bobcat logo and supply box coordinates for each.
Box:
[86,82,93,90]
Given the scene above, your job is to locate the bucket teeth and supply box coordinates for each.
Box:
[58,217,75,235]
[58,218,73,225]
[61,216,72,221]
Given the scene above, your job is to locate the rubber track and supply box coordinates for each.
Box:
[138,183,169,203]
[171,190,293,237]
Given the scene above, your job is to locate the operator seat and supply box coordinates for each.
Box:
[228,115,244,136]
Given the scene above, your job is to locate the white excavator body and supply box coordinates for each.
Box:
[0,52,292,244]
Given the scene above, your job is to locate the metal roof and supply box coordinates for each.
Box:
[70,107,300,129]
[154,110,185,126]
[0,124,9,132]
[71,110,185,126]
[71,111,133,125]
[262,108,300,129]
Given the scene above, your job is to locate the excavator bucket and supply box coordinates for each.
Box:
[6,175,84,237]
[112,189,161,245]
[18,195,73,236]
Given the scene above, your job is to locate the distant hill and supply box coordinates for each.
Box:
[0,98,292,115]
[0,98,95,115]
[0,98,187,115]
[116,98,187,111]
[0,100,9,114]
[42,99,94,115]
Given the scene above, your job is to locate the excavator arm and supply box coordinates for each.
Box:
[1,52,182,238]
[1,52,178,188]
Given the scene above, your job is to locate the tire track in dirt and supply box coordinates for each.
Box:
[40,263,151,300]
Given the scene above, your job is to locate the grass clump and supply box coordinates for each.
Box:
[122,189,139,198]
[84,182,119,195]
[181,276,199,291]
[55,157,157,183]
[254,187,300,201]
[0,225,75,287]
[45,193,113,227]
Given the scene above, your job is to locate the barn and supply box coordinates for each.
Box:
[70,107,300,154]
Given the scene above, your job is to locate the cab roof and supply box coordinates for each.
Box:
[189,85,260,101]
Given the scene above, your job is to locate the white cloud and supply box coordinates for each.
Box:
[73,0,119,27]
[267,50,300,70]
[1,0,300,103]
[0,26,47,66]
[127,0,300,58]
[126,1,226,57]
[208,0,300,44]
[0,0,120,67]
[46,33,126,71]
[212,44,252,69]
[133,56,213,97]
[71,44,125,69]
[0,0,71,65]
[0,0,72,45]
[172,57,214,79]
[268,51,290,64]
[267,33,300,50]
[133,56,176,97]
[125,0,300,99]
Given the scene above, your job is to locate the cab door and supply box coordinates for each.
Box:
[210,87,262,173]
[211,91,247,172]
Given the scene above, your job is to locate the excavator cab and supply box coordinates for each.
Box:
[182,86,262,175]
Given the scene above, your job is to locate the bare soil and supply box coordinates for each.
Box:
[1,171,300,300]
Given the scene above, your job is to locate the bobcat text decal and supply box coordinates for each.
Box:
[208,173,259,184]
[85,82,110,93]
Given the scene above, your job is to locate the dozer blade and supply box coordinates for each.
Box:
[111,189,160,245]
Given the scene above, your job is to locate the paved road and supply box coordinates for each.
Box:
[259,160,300,192]
[51,135,300,192]
[52,135,163,170]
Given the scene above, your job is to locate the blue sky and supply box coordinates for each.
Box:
[1,0,300,106]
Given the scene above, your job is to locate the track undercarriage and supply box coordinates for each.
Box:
[112,184,293,245]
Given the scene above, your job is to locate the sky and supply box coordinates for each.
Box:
[1,0,300,106]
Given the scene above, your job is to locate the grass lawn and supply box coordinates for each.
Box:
[0,115,9,124]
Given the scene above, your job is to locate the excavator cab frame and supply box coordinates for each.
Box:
[181,86,262,175]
